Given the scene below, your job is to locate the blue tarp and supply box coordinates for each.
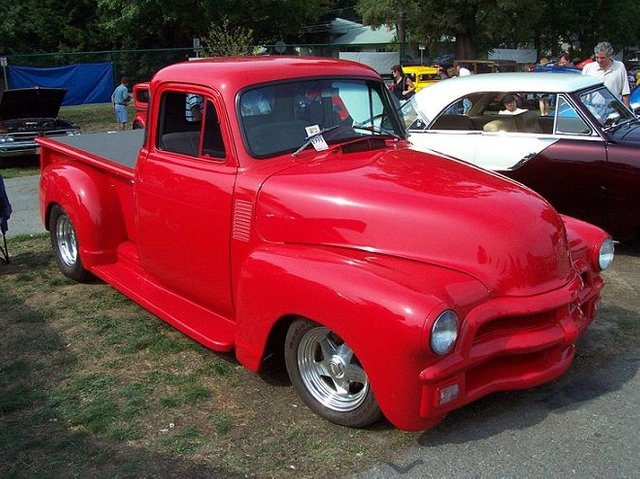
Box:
[8,63,114,105]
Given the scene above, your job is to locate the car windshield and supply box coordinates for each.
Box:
[239,78,404,158]
[398,99,427,130]
[579,86,636,130]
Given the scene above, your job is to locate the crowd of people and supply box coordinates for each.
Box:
[388,41,637,110]
[108,41,638,131]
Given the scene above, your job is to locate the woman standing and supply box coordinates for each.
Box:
[389,65,416,101]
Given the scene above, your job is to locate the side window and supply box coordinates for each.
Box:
[135,87,149,104]
[554,96,592,136]
[157,91,226,160]
[202,100,226,159]
[430,95,476,131]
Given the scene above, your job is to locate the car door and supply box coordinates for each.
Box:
[501,95,608,230]
[135,85,237,317]
[406,98,481,162]
[600,140,640,238]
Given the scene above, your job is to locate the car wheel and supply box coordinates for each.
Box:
[132,122,143,130]
[285,318,382,428]
[49,205,91,282]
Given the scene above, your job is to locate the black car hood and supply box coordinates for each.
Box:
[609,121,640,145]
[0,87,67,121]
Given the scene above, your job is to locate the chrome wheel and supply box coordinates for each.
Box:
[49,204,91,282]
[297,326,369,412]
[285,319,381,427]
[56,213,78,267]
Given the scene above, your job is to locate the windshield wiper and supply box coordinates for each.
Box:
[353,124,402,140]
[291,125,340,157]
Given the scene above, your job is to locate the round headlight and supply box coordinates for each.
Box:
[431,310,459,355]
[598,238,615,271]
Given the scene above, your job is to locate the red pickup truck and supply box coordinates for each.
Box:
[38,57,614,431]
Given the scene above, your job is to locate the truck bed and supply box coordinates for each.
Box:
[47,129,145,170]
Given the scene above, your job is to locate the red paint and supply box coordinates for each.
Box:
[132,82,149,129]
[37,57,610,431]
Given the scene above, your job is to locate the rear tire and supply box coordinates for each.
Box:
[285,318,382,428]
[49,205,92,282]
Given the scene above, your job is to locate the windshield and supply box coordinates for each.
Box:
[239,79,404,158]
[398,99,427,130]
[579,86,636,129]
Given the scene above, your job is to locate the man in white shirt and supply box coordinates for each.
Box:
[456,63,471,77]
[582,42,630,107]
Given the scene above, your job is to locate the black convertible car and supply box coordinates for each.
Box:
[0,87,80,159]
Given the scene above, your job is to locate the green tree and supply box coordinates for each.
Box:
[356,0,544,59]
[356,0,640,61]
[96,0,335,49]
[0,0,105,55]
[537,0,640,58]
[201,17,255,57]
[1,0,336,55]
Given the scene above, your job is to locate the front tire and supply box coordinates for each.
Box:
[49,205,92,282]
[285,318,382,428]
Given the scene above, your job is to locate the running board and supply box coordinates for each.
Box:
[92,242,236,352]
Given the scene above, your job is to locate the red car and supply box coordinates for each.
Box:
[38,57,613,431]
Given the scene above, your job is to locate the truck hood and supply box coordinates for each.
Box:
[256,148,574,297]
[0,87,67,121]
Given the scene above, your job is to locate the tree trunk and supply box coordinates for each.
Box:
[455,33,476,59]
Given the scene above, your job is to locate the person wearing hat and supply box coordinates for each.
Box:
[499,94,527,115]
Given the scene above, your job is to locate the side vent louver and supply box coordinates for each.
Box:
[232,200,253,242]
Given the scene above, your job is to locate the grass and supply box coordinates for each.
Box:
[0,235,416,478]
[60,102,133,133]
[3,238,636,478]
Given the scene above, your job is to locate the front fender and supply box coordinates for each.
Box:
[561,214,611,272]
[234,244,488,430]
[40,162,127,268]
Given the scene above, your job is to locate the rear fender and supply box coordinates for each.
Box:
[40,162,127,268]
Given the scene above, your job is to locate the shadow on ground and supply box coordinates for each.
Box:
[0,249,246,478]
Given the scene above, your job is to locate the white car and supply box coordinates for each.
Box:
[400,72,640,240]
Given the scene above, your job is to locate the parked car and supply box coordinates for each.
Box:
[454,59,518,74]
[528,64,582,74]
[0,87,80,159]
[402,65,440,92]
[132,82,149,129]
[631,85,640,115]
[400,72,640,239]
